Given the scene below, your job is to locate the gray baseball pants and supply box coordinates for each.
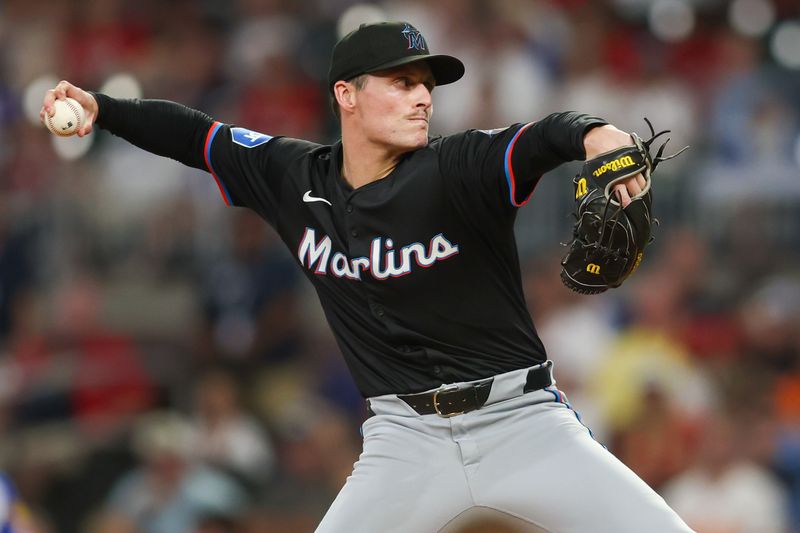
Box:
[316,362,695,533]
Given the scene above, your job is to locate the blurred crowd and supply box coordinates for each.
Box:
[0,0,799,532]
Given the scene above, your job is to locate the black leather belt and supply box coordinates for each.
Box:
[395,364,553,417]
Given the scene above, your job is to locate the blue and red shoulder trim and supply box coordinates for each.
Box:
[503,122,536,207]
[203,121,233,205]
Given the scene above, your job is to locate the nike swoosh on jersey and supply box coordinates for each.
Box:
[303,190,332,206]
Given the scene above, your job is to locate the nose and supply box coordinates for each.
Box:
[415,83,432,110]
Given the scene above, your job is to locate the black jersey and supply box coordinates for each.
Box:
[204,116,605,396]
[92,95,605,397]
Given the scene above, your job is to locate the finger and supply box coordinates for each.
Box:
[43,81,75,115]
[622,173,643,197]
[78,123,93,137]
[614,184,631,208]
[65,85,93,110]
[636,173,647,190]
[626,176,642,198]
[43,89,57,116]
[81,110,95,135]
[54,80,73,100]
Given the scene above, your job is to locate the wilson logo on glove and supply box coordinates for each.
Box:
[592,155,636,177]
[560,118,689,295]
[575,178,588,199]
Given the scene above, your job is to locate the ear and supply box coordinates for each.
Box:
[333,80,357,114]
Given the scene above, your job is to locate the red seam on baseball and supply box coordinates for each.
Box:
[47,99,83,136]
[65,99,84,130]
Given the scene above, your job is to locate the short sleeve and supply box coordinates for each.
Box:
[435,113,607,214]
[203,123,320,225]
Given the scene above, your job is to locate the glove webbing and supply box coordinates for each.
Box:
[639,117,690,173]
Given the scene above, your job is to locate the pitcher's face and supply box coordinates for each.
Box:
[353,62,435,152]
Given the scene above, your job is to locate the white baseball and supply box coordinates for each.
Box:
[46,97,85,137]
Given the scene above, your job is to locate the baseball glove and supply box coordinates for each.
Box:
[560,119,687,294]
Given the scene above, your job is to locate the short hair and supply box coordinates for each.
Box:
[330,74,368,120]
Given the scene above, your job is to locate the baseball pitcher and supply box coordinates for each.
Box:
[41,21,693,533]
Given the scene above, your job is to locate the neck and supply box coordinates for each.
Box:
[341,127,404,189]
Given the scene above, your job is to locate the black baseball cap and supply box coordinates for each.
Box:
[328,22,465,92]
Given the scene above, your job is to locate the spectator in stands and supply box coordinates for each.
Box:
[189,366,275,489]
[663,411,789,533]
[103,412,248,533]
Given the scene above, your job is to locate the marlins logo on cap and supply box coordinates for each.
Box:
[401,23,426,51]
[327,21,464,92]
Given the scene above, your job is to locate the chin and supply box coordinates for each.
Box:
[386,129,429,152]
[411,130,429,147]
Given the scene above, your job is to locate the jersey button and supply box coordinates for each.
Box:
[351,229,359,238]
[346,205,353,214]
[433,365,442,376]
[375,306,385,318]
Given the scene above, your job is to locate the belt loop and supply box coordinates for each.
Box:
[523,361,554,394]
[366,399,375,418]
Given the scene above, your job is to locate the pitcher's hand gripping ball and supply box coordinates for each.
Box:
[560,119,688,294]
[45,97,85,137]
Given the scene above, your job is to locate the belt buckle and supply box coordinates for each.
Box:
[432,385,463,418]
